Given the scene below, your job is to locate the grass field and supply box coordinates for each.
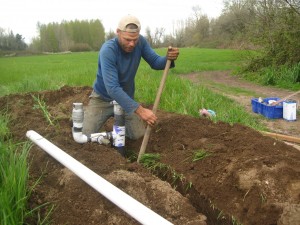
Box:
[0,48,247,96]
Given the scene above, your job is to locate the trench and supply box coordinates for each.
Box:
[138,162,241,225]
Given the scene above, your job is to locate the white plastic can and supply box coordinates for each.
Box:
[283,99,297,121]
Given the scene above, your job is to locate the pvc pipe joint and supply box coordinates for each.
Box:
[72,102,126,156]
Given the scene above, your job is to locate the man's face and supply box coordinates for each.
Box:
[117,30,139,53]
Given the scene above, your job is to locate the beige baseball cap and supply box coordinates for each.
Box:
[118,15,141,33]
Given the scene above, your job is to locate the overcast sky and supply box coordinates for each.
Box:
[0,0,224,43]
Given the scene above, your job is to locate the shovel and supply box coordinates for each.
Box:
[270,90,300,106]
[137,59,172,163]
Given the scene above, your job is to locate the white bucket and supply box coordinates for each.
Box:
[283,99,297,121]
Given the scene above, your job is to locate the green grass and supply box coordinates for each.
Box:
[0,112,10,138]
[155,48,247,74]
[32,94,56,126]
[0,112,31,225]
[139,153,161,169]
[192,149,211,162]
[0,48,245,96]
[242,62,300,91]
[0,52,97,96]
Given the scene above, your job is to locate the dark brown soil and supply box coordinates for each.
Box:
[1,74,300,225]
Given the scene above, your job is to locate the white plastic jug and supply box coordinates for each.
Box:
[283,99,297,121]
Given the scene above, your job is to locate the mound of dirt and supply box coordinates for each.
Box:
[1,85,299,225]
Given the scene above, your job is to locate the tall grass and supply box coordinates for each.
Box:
[0,112,31,225]
[152,76,265,130]
[135,54,265,130]
[243,62,300,90]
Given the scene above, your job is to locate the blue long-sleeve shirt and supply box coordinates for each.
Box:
[93,35,174,114]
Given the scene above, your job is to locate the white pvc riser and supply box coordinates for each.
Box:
[26,130,173,225]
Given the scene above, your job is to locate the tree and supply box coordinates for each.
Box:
[15,34,27,50]
[105,29,116,41]
[145,27,153,47]
[177,6,213,47]
[283,0,300,14]
[152,27,165,48]
[0,28,27,51]
[212,0,254,47]
[88,19,105,50]
[245,0,300,68]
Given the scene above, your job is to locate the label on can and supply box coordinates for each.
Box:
[113,125,125,147]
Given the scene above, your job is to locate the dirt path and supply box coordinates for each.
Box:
[181,71,300,141]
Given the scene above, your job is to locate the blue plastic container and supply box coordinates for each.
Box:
[251,97,283,119]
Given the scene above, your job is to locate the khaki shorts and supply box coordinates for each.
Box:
[82,91,145,140]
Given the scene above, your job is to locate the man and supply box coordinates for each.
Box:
[83,14,179,140]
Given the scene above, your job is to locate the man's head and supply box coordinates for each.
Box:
[117,15,141,53]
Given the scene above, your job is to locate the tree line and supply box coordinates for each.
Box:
[0,19,105,53]
[0,29,27,51]
[31,19,105,52]
[0,0,299,71]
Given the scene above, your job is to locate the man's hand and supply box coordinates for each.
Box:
[135,105,157,126]
[167,46,179,61]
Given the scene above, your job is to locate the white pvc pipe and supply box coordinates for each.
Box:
[26,130,173,225]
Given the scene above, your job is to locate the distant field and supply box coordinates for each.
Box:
[0,48,246,97]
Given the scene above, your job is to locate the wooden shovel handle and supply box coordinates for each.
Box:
[137,60,172,163]
[261,131,300,144]
[271,90,300,106]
